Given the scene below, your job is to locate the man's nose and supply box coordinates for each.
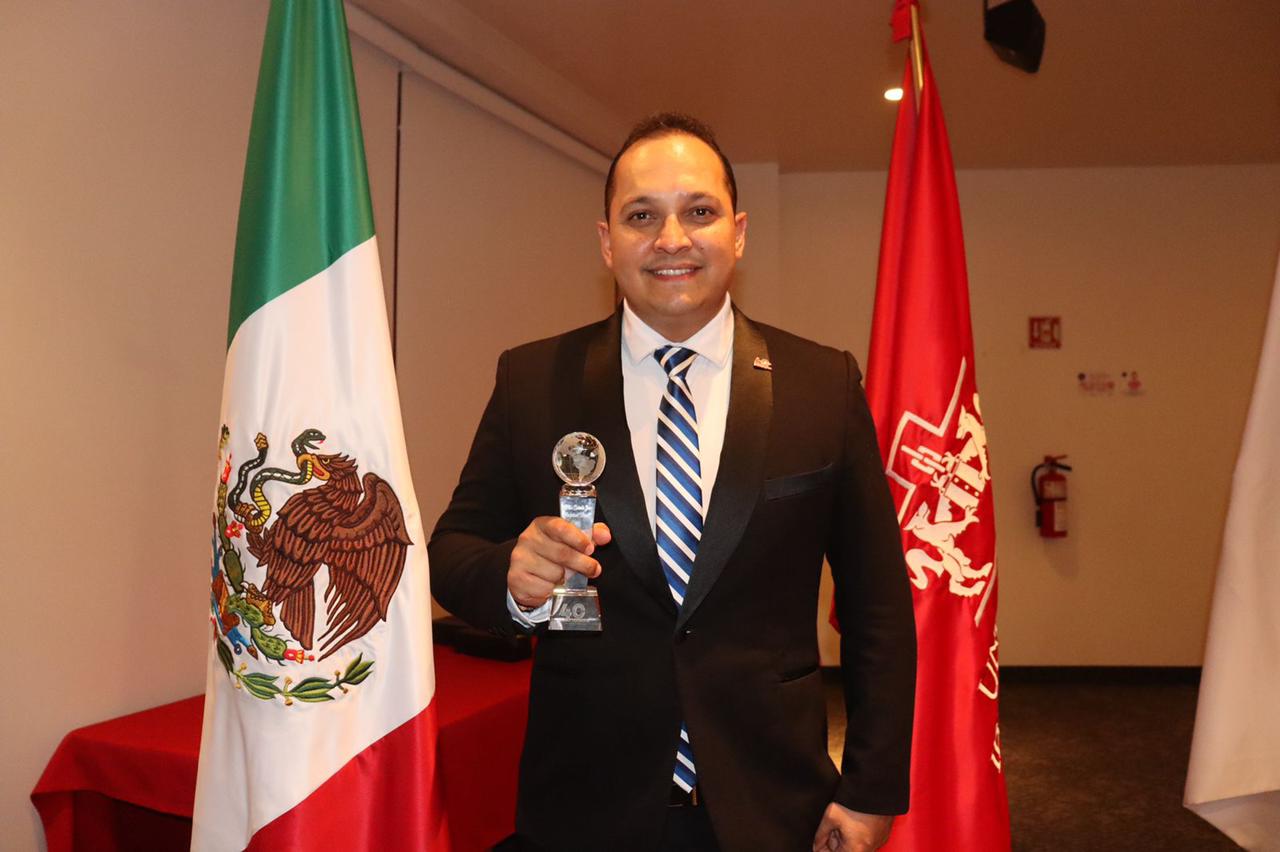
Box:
[654,214,692,253]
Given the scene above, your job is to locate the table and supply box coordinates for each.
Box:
[31,647,532,852]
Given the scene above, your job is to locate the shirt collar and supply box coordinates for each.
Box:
[621,295,734,368]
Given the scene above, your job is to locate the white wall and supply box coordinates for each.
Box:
[783,165,1280,666]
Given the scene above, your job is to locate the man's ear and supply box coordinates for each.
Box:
[596,220,613,269]
[733,210,748,259]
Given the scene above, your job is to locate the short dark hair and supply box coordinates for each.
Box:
[602,112,738,221]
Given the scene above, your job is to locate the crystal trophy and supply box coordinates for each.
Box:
[549,432,605,632]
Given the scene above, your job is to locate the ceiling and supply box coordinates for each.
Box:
[354,0,1280,171]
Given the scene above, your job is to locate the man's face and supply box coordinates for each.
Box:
[597,133,747,342]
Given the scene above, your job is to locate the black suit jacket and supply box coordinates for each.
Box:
[429,308,915,852]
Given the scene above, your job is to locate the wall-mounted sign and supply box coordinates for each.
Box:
[1121,371,1145,395]
[1029,316,1061,349]
[1077,371,1115,395]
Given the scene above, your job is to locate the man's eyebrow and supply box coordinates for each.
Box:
[619,192,718,209]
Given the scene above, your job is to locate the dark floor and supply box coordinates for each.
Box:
[824,672,1238,851]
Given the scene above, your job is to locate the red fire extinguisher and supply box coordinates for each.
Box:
[1031,455,1071,538]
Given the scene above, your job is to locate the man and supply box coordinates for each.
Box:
[429,113,915,852]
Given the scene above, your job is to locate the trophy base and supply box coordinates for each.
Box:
[548,588,602,632]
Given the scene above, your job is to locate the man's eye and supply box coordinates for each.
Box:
[628,211,653,222]
[691,207,715,218]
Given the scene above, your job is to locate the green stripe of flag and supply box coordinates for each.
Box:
[227,0,375,348]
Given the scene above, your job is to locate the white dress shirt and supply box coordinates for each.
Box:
[508,295,736,625]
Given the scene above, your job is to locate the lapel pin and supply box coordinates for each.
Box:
[753,357,773,371]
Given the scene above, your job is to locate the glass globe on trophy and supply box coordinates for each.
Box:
[549,432,605,631]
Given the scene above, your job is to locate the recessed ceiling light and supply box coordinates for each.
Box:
[884,87,904,102]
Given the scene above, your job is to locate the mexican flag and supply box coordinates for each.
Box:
[192,3,447,849]
[873,2,1011,849]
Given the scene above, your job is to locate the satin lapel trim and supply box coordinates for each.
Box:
[677,309,772,631]
[582,312,676,616]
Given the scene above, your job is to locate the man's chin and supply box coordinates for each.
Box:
[634,299,724,340]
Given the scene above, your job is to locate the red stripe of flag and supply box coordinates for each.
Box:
[247,703,451,850]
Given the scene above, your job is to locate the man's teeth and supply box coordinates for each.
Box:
[652,268,695,277]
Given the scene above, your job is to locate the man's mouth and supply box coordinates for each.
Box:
[647,266,700,279]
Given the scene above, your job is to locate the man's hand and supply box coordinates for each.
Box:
[508,517,611,609]
[812,803,893,852]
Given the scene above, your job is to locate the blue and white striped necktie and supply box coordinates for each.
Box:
[654,344,701,793]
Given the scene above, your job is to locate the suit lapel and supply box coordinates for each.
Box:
[676,309,773,631]
[581,312,676,615]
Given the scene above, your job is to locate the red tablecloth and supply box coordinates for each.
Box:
[31,646,531,852]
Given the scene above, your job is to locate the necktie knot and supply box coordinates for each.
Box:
[655,345,697,381]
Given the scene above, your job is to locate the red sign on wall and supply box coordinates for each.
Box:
[1029,316,1061,349]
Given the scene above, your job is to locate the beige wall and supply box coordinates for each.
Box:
[2,4,264,850]
[731,162,784,326]
[784,165,1280,666]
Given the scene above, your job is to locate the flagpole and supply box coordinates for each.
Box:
[909,3,925,107]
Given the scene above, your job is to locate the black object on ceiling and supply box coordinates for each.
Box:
[984,0,1046,73]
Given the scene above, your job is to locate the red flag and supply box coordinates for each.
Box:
[870,6,1012,850]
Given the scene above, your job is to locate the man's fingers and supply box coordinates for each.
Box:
[592,522,612,547]
[812,816,830,851]
[509,517,605,601]
[510,574,556,608]
[536,516,592,550]
[812,804,891,852]
[531,518,603,575]
[516,543,597,581]
[510,550,583,606]
[811,818,842,852]
[532,537,600,578]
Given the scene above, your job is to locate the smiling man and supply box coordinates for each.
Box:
[429,113,916,852]
[597,127,746,344]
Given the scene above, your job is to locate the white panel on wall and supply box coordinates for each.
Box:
[394,72,614,600]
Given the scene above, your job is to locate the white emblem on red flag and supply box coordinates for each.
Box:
[884,361,993,602]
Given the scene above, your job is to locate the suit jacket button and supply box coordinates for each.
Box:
[677,627,693,643]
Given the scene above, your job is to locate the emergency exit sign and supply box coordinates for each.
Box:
[1029,316,1061,349]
